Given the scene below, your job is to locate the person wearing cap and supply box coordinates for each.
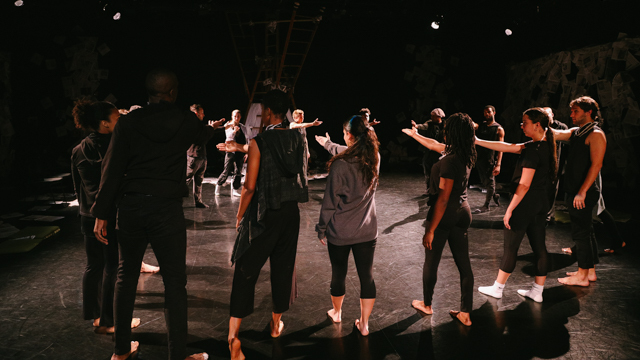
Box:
[411,108,445,196]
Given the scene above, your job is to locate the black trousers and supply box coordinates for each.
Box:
[567,191,599,269]
[115,195,188,360]
[327,239,377,299]
[217,152,243,189]
[476,160,495,205]
[230,201,300,318]
[423,202,473,313]
[82,216,119,327]
[186,156,207,203]
[422,154,435,192]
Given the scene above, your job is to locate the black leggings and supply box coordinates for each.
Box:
[500,192,548,276]
[327,239,376,299]
[423,202,473,313]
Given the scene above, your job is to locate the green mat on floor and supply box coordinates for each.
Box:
[0,226,60,254]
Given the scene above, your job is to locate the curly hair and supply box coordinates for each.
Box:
[72,98,116,132]
[327,115,380,190]
[443,113,477,168]
[523,107,558,183]
[570,96,601,121]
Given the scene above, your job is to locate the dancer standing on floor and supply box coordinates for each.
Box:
[228,90,308,360]
[186,104,222,208]
[476,108,556,303]
[92,69,219,360]
[316,115,380,336]
[473,105,504,213]
[412,108,445,196]
[553,96,606,286]
[216,109,245,197]
[71,99,143,335]
[402,113,476,326]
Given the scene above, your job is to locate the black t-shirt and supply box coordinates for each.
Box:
[428,153,471,206]
[511,140,550,192]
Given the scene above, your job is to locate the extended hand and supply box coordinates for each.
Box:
[315,132,330,146]
[402,127,417,137]
[209,118,225,128]
[312,118,322,127]
[216,141,240,153]
[411,120,417,128]
[370,118,380,126]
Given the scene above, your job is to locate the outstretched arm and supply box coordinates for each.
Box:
[402,127,445,154]
[475,136,525,154]
[290,118,322,129]
[552,127,577,142]
[216,141,249,154]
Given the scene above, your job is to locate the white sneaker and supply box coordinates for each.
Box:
[517,289,543,303]
[232,188,242,196]
[215,184,221,195]
[478,284,503,299]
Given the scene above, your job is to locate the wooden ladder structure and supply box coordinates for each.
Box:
[226,2,324,114]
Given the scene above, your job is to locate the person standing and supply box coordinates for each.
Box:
[402,113,477,326]
[542,107,568,224]
[554,96,606,286]
[216,109,245,197]
[92,69,220,360]
[473,105,504,213]
[228,90,308,360]
[476,108,557,303]
[317,115,380,336]
[412,108,445,195]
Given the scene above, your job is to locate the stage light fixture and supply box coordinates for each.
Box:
[431,21,440,30]
[113,12,121,20]
[14,0,24,6]
[505,29,513,36]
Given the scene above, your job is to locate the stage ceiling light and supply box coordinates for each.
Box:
[14,0,24,6]
[505,29,513,36]
[431,21,440,30]
[113,12,121,20]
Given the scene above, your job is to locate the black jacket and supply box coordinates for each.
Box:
[71,132,112,218]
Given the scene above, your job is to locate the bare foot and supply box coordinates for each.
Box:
[111,341,139,360]
[229,337,245,360]
[558,275,590,287]
[411,300,433,315]
[141,262,160,273]
[562,247,572,255]
[327,308,342,323]
[185,353,209,360]
[355,319,369,336]
[96,318,140,334]
[270,319,284,338]
[449,310,472,326]
[604,241,626,254]
[566,269,597,281]
[93,318,100,327]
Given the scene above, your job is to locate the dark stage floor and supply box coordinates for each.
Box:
[0,173,638,360]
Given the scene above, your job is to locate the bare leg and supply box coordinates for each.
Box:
[327,295,344,323]
[411,300,433,315]
[534,276,546,286]
[558,267,591,286]
[496,269,510,284]
[270,312,284,338]
[228,317,245,360]
[566,267,597,281]
[110,341,139,360]
[355,298,375,336]
[140,262,160,273]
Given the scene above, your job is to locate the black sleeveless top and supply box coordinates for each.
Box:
[564,124,600,195]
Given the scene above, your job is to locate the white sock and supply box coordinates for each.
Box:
[494,281,505,291]
[529,282,544,296]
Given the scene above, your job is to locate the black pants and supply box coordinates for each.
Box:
[327,239,377,299]
[230,201,300,318]
[476,160,495,205]
[598,208,624,250]
[423,202,473,313]
[217,152,243,189]
[186,156,207,203]
[567,191,599,269]
[82,216,119,327]
[422,154,435,192]
[500,192,549,276]
[115,195,188,360]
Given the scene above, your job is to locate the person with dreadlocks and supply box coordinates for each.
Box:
[316,115,380,336]
[402,113,476,326]
[476,108,557,303]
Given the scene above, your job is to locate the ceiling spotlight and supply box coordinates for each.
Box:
[14,0,24,6]
[113,12,121,20]
[505,29,513,36]
[431,21,440,30]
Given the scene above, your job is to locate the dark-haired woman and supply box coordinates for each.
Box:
[477,108,557,303]
[71,99,141,334]
[403,113,476,326]
[316,115,380,336]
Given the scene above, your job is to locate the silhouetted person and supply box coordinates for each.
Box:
[473,105,504,213]
[412,108,445,195]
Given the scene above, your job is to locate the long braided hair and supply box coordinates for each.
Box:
[443,113,477,168]
[327,115,380,190]
[523,107,557,183]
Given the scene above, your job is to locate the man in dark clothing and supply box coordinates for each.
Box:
[92,69,220,360]
[186,103,219,208]
[473,105,505,213]
[554,96,606,287]
[542,107,569,224]
[412,108,445,195]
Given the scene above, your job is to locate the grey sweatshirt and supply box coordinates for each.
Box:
[323,139,348,155]
[316,157,379,245]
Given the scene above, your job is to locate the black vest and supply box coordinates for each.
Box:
[564,125,600,195]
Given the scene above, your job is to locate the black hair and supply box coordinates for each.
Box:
[145,68,178,96]
[262,89,291,127]
[327,115,379,190]
[484,105,496,113]
[443,113,477,168]
[523,107,557,183]
[570,96,601,122]
[72,98,117,132]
